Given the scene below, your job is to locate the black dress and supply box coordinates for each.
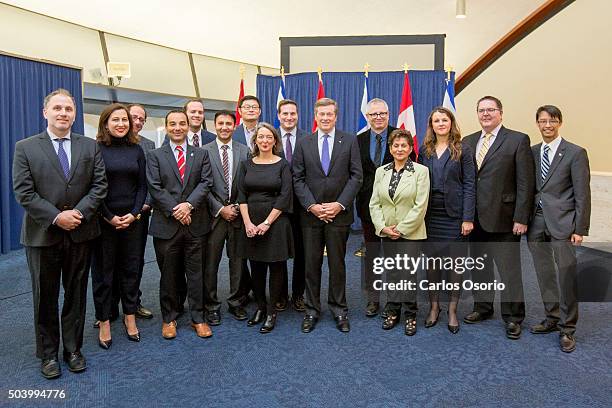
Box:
[237,158,294,262]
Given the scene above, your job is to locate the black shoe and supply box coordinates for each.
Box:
[365,302,379,317]
[301,315,318,333]
[247,309,266,326]
[135,304,154,319]
[447,311,460,334]
[382,314,399,330]
[63,351,87,373]
[40,358,61,379]
[335,316,350,333]
[274,299,288,312]
[505,322,522,340]
[291,295,306,312]
[381,309,389,319]
[207,310,221,326]
[98,338,112,350]
[530,319,559,334]
[405,317,417,336]
[260,313,277,333]
[228,305,248,321]
[425,308,441,328]
[560,333,576,353]
[123,319,140,342]
[463,311,493,324]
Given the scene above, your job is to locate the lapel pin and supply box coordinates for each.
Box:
[190,153,194,157]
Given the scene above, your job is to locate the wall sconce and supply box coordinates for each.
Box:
[456,0,466,18]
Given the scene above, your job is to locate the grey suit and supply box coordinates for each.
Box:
[527,138,591,335]
[13,131,107,359]
[293,129,363,317]
[202,139,251,312]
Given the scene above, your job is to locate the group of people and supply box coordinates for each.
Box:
[12,88,590,380]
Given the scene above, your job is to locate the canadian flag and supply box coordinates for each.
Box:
[312,75,325,132]
[396,71,419,158]
[235,79,245,126]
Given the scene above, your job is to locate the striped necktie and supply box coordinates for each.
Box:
[221,144,230,197]
[176,145,185,182]
[192,133,200,147]
[56,138,70,180]
[541,144,550,180]
[476,133,492,169]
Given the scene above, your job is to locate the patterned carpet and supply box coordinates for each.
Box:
[0,234,610,407]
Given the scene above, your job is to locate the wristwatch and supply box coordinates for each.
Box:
[186,202,194,211]
[264,219,271,226]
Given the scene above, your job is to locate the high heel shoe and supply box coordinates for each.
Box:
[98,321,112,349]
[247,309,266,326]
[123,318,140,342]
[259,313,276,333]
[447,311,460,334]
[425,308,441,328]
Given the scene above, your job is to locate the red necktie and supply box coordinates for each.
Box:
[176,145,185,182]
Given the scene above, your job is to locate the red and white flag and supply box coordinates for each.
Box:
[312,75,325,132]
[235,79,245,126]
[396,71,419,158]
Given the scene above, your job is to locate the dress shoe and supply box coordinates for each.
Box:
[559,333,576,353]
[259,313,277,333]
[228,305,248,321]
[207,310,221,326]
[405,317,417,336]
[301,315,318,333]
[291,295,306,312]
[135,304,154,319]
[98,338,112,350]
[354,245,365,257]
[162,321,177,339]
[463,311,493,324]
[274,299,288,312]
[123,319,140,342]
[365,302,379,317]
[335,316,350,333]
[530,319,559,334]
[40,358,61,379]
[382,314,399,330]
[447,311,460,334]
[93,315,117,328]
[425,308,441,328]
[63,351,86,373]
[247,309,266,326]
[505,322,522,340]
[191,322,213,338]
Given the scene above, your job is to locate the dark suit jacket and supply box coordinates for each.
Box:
[146,143,213,239]
[12,131,108,246]
[417,141,476,221]
[463,126,535,232]
[162,130,216,147]
[356,126,395,222]
[138,136,156,206]
[531,138,590,239]
[232,124,250,147]
[278,128,308,214]
[292,129,363,226]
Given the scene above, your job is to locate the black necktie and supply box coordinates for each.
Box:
[374,134,382,166]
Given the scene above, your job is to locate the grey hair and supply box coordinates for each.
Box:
[367,98,389,112]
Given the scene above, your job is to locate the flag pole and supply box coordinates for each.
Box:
[364,62,370,78]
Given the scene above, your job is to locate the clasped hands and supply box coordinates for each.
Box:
[245,221,269,238]
[55,210,83,231]
[172,202,192,225]
[219,205,239,222]
[107,213,137,230]
[309,202,343,223]
[381,225,401,240]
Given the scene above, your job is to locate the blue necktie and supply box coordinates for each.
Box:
[56,138,70,180]
[541,144,550,181]
[321,134,330,175]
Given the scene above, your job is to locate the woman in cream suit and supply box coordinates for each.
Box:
[369,129,429,336]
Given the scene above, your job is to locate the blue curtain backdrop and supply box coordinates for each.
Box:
[257,70,455,137]
[0,54,84,253]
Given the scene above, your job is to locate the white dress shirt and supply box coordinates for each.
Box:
[476,123,502,156]
[48,127,72,168]
[216,138,234,192]
[169,140,188,163]
[541,136,563,166]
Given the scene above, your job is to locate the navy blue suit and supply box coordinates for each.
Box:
[162,130,215,147]
[232,124,250,147]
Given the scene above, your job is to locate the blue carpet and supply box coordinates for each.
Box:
[0,234,610,407]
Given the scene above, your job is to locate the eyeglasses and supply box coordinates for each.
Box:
[477,108,500,114]
[537,119,560,125]
[368,112,388,118]
[241,105,260,110]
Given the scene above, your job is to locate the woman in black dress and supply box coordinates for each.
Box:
[93,103,147,348]
[418,107,476,334]
[238,123,294,333]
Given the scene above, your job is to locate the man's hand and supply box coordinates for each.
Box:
[173,202,192,224]
[55,210,82,231]
[309,204,331,223]
[513,222,528,235]
[117,213,136,229]
[141,204,151,212]
[321,202,343,220]
[219,205,238,222]
[571,234,583,246]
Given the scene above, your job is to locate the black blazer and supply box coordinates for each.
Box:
[417,141,476,221]
[356,126,395,222]
[292,129,363,226]
[277,128,308,213]
[146,143,213,239]
[463,126,535,232]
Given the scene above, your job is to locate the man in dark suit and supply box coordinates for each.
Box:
[161,99,215,148]
[463,95,535,339]
[13,89,107,379]
[293,98,363,333]
[146,110,214,340]
[527,105,590,353]
[356,98,395,317]
[276,99,308,312]
[232,95,261,149]
[203,111,251,325]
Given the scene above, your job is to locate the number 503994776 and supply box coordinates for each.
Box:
[8,389,66,399]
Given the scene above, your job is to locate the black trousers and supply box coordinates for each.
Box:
[527,211,578,335]
[470,221,525,324]
[302,223,350,318]
[153,226,205,324]
[382,238,418,318]
[26,235,91,359]
[250,260,284,314]
[280,211,305,301]
[92,221,141,321]
[204,219,250,311]
[362,221,381,303]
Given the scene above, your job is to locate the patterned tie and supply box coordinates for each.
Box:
[321,134,331,175]
[374,134,382,166]
[192,133,200,147]
[176,145,185,182]
[56,138,70,180]
[285,134,293,165]
[541,144,550,181]
[476,133,492,170]
[221,144,230,198]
